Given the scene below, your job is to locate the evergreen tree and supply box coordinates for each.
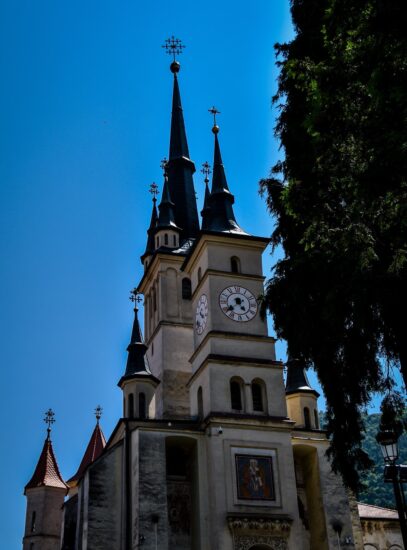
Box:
[261,0,407,490]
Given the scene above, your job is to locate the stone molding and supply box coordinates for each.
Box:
[228,516,291,550]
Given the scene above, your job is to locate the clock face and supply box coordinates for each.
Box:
[219,285,258,322]
[195,294,209,335]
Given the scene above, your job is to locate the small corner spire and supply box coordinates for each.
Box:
[201,162,212,231]
[285,357,320,397]
[157,158,178,231]
[204,107,245,233]
[44,408,55,440]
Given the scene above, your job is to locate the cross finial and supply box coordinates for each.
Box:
[162,36,185,62]
[44,408,55,439]
[209,106,221,134]
[94,405,103,423]
[201,161,211,184]
[130,289,143,310]
[160,157,168,176]
[149,182,160,202]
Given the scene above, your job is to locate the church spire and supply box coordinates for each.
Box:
[24,410,67,493]
[157,160,179,230]
[67,406,106,487]
[200,161,212,231]
[162,37,199,243]
[118,292,157,386]
[142,183,159,262]
[205,107,245,233]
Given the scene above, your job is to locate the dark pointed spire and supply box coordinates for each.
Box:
[285,357,320,397]
[141,183,159,262]
[162,37,199,242]
[157,166,179,231]
[200,162,212,231]
[118,292,158,387]
[205,110,246,233]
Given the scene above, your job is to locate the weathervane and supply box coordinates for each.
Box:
[130,288,143,310]
[149,182,160,202]
[209,106,221,134]
[44,408,55,439]
[162,36,185,73]
[94,405,103,423]
[201,161,211,184]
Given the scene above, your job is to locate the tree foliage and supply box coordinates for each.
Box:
[261,0,407,491]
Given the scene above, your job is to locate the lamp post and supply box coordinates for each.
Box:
[376,426,407,547]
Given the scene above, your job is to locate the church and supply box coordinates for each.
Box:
[22,39,401,550]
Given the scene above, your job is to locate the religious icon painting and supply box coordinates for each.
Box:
[235,454,275,501]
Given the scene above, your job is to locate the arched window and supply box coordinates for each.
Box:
[173,235,176,247]
[128,394,134,418]
[197,387,203,419]
[251,381,264,412]
[182,278,192,300]
[304,407,311,429]
[314,409,319,429]
[156,236,159,247]
[139,392,146,419]
[230,379,243,411]
[164,233,168,245]
[198,267,202,282]
[231,256,240,273]
[31,511,36,532]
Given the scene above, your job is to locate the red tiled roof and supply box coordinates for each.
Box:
[358,502,399,520]
[67,423,106,485]
[25,437,68,493]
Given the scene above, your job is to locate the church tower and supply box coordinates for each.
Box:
[24,37,366,550]
[23,410,67,550]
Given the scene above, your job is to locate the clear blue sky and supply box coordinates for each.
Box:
[0,1,393,548]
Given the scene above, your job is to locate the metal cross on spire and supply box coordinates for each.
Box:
[201,161,212,184]
[160,157,168,176]
[162,36,185,61]
[209,106,221,134]
[130,288,143,309]
[94,405,103,423]
[44,408,55,439]
[149,182,160,202]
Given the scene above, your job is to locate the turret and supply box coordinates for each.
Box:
[66,406,106,491]
[23,410,67,550]
[204,108,246,234]
[118,292,159,419]
[285,357,320,429]
[155,162,181,250]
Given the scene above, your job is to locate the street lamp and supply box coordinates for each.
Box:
[376,425,407,547]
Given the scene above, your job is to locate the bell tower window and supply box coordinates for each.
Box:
[314,410,319,429]
[304,407,311,429]
[231,256,240,273]
[31,511,36,532]
[230,379,243,411]
[128,394,134,418]
[251,381,264,412]
[164,233,168,245]
[182,278,192,299]
[139,392,146,419]
[197,387,203,419]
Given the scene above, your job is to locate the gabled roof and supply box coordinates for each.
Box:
[25,436,68,493]
[67,422,106,486]
[358,502,399,520]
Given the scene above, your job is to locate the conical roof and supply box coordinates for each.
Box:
[201,180,211,231]
[157,175,179,231]
[285,357,320,397]
[67,422,106,485]
[142,199,158,260]
[166,70,199,242]
[118,305,159,387]
[205,131,246,234]
[25,436,67,493]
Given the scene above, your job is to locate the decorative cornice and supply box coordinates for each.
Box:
[227,515,292,550]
